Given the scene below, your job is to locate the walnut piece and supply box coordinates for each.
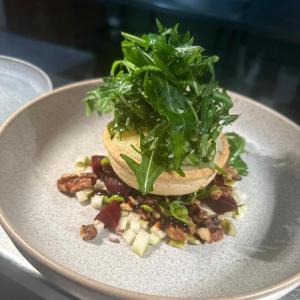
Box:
[80,224,97,241]
[224,165,241,181]
[208,228,224,243]
[196,227,211,242]
[165,224,188,241]
[210,186,232,200]
[57,173,97,193]
[196,227,224,243]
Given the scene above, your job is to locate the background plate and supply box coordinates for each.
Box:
[0,80,299,300]
[0,55,52,123]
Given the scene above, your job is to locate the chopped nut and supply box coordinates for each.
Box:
[120,202,133,211]
[188,202,208,222]
[57,173,97,193]
[80,224,97,241]
[128,196,139,206]
[224,165,241,181]
[153,211,160,219]
[197,227,211,242]
[188,218,196,235]
[208,228,224,243]
[210,188,223,200]
[210,186,232,200]
[165,224,188,241]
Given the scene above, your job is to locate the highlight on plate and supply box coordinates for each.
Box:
[57,20,248,257]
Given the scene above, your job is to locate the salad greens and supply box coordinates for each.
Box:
[159,198,190,224]
[225,132,248,176]
[83,19,247,194]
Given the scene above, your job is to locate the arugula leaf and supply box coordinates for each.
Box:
[83,20,245,194]
[225,132,248,176]
[169,200,190,224]
[159,198,190,224]
[143,73,197,170]
[121,133,164,194]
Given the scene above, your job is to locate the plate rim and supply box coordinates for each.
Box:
[0,54,53,91]
[0,78,299,300]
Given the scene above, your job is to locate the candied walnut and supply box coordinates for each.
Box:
[57,173,97,193]
[208,228,224,243]
[210,186,232,200]
[128,196,139,206]
[196,227,224,243]
[80,224,97,241]
[210,188,223,200]
[196,227,211,242]
[165,224,188,241]
[188,218,196,235]
[201,215,221,228]
[224,165,241,181]
[120,202,133,212]
[189,202,208,223]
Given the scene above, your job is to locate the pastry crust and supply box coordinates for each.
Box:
[103,128,229,195]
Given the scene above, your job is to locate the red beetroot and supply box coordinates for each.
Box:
[213,174,225,186]
[91,155,105,175]
[104,175,131,196]
[203,196,237,214]
[94,201,121,230]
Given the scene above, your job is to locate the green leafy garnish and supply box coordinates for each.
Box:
[169,200,190,224]
[159,198,189,224]
[225,132,248,176]
[195,184,219,199]
[121,133,164,194]
[83,19,242,194]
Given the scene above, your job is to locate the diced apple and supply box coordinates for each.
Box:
[220,218,237,236]
[130,219,141,233]
[122,229,136,245]
[121,211,129,217]
[233,204,248,220]
[93,219,104,233]
[149,232,161,245]
[187,235,200,245]
[75,188,93,202]
[150,224,166,239]
[139,220,149,230]
[118,216,128,231]
[128,212,141,221]
[132,230,150,257]
[94,179,105,190]
[90,195,103,209]
[168,239,186,248]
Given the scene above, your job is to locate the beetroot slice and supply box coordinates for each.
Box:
[91,155,105,175]
[203,196,237,214]
[94,201,121,230]
[104,175,131,197]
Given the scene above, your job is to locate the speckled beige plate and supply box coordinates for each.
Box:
[0,79,299,300]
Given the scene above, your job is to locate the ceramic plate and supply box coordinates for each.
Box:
[0,80,299,300]
[0,55,52,123]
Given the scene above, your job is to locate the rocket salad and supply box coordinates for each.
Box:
[83,19,247,194]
